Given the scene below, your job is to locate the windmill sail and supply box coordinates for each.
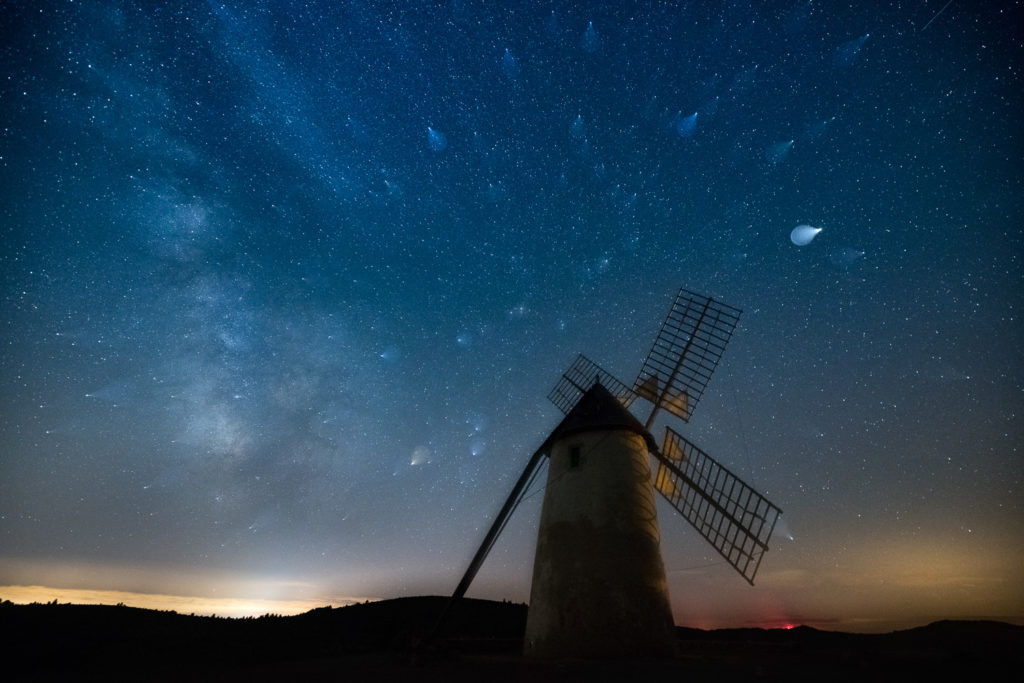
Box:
[635,374,660,403]
[654,426,781,585]
[441,287,783,649]
[634,288,741,424]
[548,353,637,414]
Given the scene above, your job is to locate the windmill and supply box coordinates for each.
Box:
[444,288,782,658]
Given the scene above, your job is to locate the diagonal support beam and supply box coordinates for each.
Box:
[449,442,549,602]
[433,400,599,638]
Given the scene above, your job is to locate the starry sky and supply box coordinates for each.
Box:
[2,1,1022,632]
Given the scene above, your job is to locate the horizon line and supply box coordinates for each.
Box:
[0,584,374,619]
[3,584,1021,634]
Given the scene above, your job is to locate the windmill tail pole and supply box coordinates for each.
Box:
[427,440,550,643]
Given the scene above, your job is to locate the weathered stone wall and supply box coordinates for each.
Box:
[524,428,676,659]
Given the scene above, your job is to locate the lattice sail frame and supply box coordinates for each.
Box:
[548,353,638,414]
[544,291,781,586]
[634,289,742,423]
[654,426,781,585]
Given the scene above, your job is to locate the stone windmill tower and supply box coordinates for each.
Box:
[524,379,675,657]
[444,288,782,658]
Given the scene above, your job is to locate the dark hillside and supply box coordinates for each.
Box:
[2,598,1021,682]
[2,596,525,680]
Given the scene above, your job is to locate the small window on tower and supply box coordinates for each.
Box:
[569,445,581,469]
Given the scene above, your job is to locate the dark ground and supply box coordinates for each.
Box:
[3,596,1021,681]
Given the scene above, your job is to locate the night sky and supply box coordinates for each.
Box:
[2,1,1022,631]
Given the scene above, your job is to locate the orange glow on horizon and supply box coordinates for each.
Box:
[0,585,374,618]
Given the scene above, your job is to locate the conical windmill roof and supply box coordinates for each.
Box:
[552,380,657,451]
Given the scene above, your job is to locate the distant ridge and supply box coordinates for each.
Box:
[3,597,1021,681]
